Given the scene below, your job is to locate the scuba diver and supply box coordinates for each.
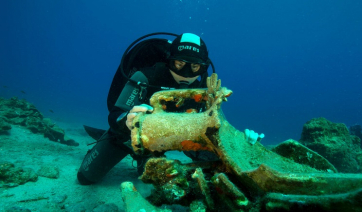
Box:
[77,32,264,185]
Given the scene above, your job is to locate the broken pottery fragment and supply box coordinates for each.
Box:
[120,74,362,211]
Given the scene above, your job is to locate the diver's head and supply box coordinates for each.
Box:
[168,33,210,83]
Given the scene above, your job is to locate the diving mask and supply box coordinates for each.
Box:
[169,59,207,78]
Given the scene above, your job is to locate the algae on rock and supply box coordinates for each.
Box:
[299,117,362,173]
[0,97,78,146]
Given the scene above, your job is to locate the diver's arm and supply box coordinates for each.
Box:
[108,71,149,133]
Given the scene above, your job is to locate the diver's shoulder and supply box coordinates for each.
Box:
[141,62,168,80]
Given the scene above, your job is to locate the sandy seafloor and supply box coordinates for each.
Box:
[0,121,192,212]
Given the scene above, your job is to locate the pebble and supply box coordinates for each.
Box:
[37,165,59,179]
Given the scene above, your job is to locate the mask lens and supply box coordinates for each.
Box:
[191,63,201,72]
[174,60,186,70]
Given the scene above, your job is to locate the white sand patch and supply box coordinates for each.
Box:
[0,124,162,211]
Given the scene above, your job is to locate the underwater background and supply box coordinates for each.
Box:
[1,0,361,145]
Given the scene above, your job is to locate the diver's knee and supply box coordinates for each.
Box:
[77,171,96,185]
[77,132,131,184]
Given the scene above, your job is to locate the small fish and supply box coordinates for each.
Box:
[49,110,54,113]
[21,90,26,94]
[3,85,7,88]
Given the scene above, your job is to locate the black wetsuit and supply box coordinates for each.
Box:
[77,62,208,185]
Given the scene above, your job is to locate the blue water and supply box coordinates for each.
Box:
[1,0,361,145]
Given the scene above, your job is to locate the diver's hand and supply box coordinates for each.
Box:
[245,129,265,145]
[126,104,154,130]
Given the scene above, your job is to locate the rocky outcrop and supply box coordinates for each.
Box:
[350,124,362,148]
[0,161,38,187]
[0,97,78,146]
[299,117,362,173]
[0,116,11,133]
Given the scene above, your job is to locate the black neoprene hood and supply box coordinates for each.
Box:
[169,33,209,65]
